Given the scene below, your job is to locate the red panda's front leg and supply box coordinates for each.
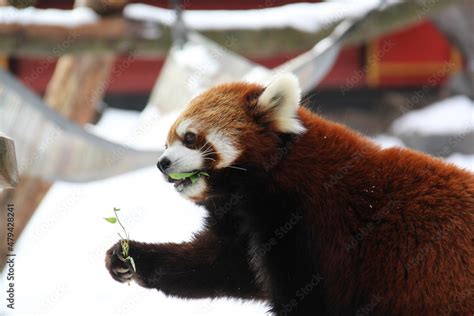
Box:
[105,229,264,300]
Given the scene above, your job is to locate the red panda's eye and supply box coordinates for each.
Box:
[184,132,196,145]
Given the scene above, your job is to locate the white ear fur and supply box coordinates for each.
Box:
[257,73,307,134]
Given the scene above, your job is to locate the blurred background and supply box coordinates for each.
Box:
[0,0,472,315]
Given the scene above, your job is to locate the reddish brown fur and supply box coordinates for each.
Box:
[279,108,474,313]
[167,82,265,145]
[107,81,474,315]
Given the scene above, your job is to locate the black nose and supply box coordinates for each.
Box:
[157,157,171,173]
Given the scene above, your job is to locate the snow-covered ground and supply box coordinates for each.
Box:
[446,153,474,172]
[371,134,405,149]
[391,95,474,136]
[1,101,472,316]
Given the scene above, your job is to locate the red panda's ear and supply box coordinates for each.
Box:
[257,73,307,134]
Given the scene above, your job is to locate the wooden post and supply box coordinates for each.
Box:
[44,53,115,124]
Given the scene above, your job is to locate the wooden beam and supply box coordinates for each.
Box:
[0,0,456,58]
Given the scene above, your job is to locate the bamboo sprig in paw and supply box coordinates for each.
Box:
[104,208,136,276]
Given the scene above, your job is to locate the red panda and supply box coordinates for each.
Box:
[106,74,474,315]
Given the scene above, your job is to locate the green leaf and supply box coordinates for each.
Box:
[190,174,198,184]
[169,171,210,181]
[104,217,117,224]
[168,172,196,180]
[114,207,120,211]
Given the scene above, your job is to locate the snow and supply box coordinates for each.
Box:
[446,153,474,172]
[0,6,98,27]
[173,45,220,76]
[372,134,405,149]
[88,107,176,151]
[391,95,474,136]
[124,2,380,33]
[373,134,473,172]
[133,107,181,150]
[86,109,142,145]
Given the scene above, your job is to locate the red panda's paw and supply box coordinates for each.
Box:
[105,242,135,284]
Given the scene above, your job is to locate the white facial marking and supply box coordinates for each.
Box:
[207,130,240,169]
[176,119,194,138]
[162,141,203,173]
[180,177,206,199]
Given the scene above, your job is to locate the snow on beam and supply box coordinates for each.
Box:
[123,2,379,33]
[0,0,456,57]
[0,6,98,27]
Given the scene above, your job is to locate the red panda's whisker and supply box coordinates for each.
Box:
[227,165,247,171]
[200,151,213,157]
[201,149,216,157]
[173,157,186,166]
[201,149,214,155]
[201,152,216,158]
[199,141,211,152]
[201,145,214,155]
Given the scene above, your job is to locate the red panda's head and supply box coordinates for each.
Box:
[157,73,306,202]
